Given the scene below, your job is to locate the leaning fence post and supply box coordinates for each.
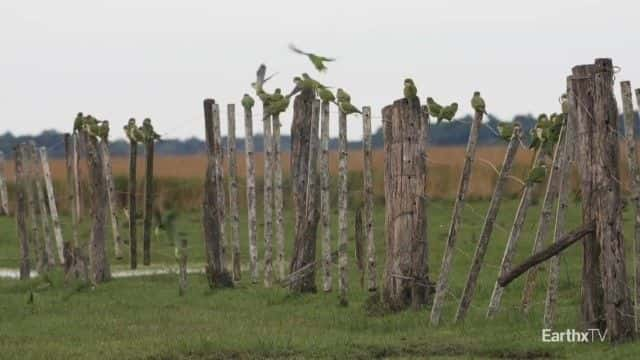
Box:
[242,98,259,283]
[455,126,521,322]
[227,104,241,281]
[321,100,332,292]
[544,103,575,329]
[99,133,123,260]
[0,151,9,216]
[15,144,31,279]
[621,82,640,332]
[521,122,565,314]
[39,147,65,264]
[362,106,377,293]
[431,97,482,326]
[64,134,80,249]
[34,146,55,269]
[338,104,349,306]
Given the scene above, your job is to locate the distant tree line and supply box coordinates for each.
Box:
[1,113,637,158]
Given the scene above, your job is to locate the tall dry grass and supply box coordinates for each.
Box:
[3,144,632,212]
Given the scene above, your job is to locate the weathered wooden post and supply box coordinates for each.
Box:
[383,97,429,311]
[0,151,9,216]
[39,147,65,264]
[203,99,233,288]
[242,97,259,283]
[521,124,565,313]
[320,99,332,292]
[142,118,158,266]
[289,90,321,293]
[544,105,574,329]
[362,106,377,293]
[176,234,188,296]
[126,118,139,269]
[273,112,286,281]
[227,104,241,281]
[34,147,55,269]
[15,144,30,279]
[24,143,44,272]
[211,111,227,272]
[593,58,634,341]
[85,126,111,283]
[455,126,521,322]
[262,106,274,287]
[99,131,123,260]
[621,81,640,331]
[569,64,605,331]
[338,104,349,306]
[64,134,80,250]
[431,97,482,325]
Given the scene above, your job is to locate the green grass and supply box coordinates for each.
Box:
[1,199,640,359]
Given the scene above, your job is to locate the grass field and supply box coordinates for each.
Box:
[2,199,640,359]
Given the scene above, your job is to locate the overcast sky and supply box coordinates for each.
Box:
[1,0,638,141]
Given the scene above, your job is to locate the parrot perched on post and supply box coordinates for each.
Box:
[437,103,458,124]
[525,165,547,186]
[426,97,443,119]
[141,118,161,142]
[241,94,255,109]
[471,91,487,115]
[124,118,144,143]
[289,44,335,72]
[560,93,569,115]
[73,112,85,133]
[336,88,351,103]
[84,115,101,138]
[403,78,418,100]
[497,122,515,141]
[97,121,110,141]
[338,101,362,115]
[318,87,336,104]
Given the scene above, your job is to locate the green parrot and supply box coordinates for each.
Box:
[318,87,336,104]
[427,97,443,118]
[336,88,351,103]
[437,103,458,124]
[141,118,161,142]
[560,93,569,115]
[269,88,285,103]
[241,94,255,109]
[124,118,144,143]
[73,112,85,133]
[264,96,291,119]
[471,91,487,115]
[525,165,547,185]
[257,88,272,104]
[339,101,362,115]
[98,121,110,141]
[403,78,418,100]
[289,44,335,72]
[497,122,514,141]
[84,115,101,138]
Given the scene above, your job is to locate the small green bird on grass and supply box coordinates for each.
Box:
[471,91,487,115]
[289,44,335,72]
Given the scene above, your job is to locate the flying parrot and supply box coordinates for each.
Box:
[438,103,458,124]
[251,64,276,92]
[426,97,443,119]
[241,94,255,110]
[471,91,487,115]
[403,78,418,100]
[289,44,335,72]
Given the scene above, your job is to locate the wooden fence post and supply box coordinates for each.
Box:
[273,113,285,281]
[593,58,635,342]
[203,99,233,288]
[176,234,188,296]
[24,143,44,272]
[431,100,482,325]
[569,64,605,331]
[212,111,227,272]
[15,144,30,279]
[33,146,55,269]
[455,126,521,322]
[99,137,123,260]
[85,131,111,283]
[0,151,9,216]
[362,106,377,293]
[338,104,349,306]
[321,100,332,292]
[39,147,65,264]
[262,107,274,287]
[383,98,428,311]
[127,120,138,270]
[289,90,321,293]
[544,107,575,329]
[243,102,259,283]
[64,134,79,249]
[621,81,640,332]
[142,120,155,266]
[521,124,565,313]
[227,104,241,281]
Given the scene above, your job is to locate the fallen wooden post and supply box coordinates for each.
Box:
[499,222,595,287]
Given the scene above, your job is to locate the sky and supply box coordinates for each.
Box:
[1,0,639,141]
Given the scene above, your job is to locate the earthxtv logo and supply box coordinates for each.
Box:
[541,328,607,343]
